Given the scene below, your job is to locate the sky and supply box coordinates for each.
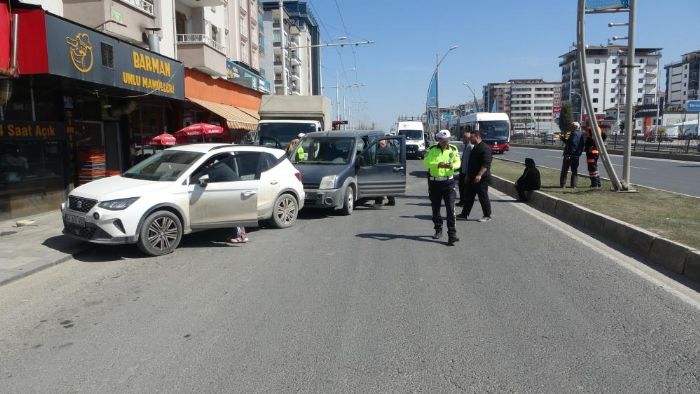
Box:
[306,0,700,130]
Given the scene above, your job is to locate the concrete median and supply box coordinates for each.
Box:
[491,175,696,284]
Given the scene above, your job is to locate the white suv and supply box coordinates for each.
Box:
[62,144,304,256]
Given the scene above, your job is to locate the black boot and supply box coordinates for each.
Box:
[447,230,458,246]
[432,229,443,240]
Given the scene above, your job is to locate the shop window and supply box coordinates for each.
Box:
[101,43,114,68]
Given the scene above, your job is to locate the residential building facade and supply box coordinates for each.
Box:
[664,50,700,108]
[560,45,662,122]
[482,80,561,132]
[261,0,319,96]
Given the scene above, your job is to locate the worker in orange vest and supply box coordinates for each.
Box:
[584,126,606,188]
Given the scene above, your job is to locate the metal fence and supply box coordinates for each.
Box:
[511,134,700,155]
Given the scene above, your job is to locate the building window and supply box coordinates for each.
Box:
[100,43,114,68]
[638,88,643,93]
[594,59,601,64]
[593,98,599,103]
[639,78,643,83]
[594,69,600,74]
[593,88,599,93]
[612,69,617,74]
[611,98,616,103]
[640,58,645,64]
[639,69,644,74]
[611,88,616,93]
[612,58,618,64]
[593,79,600,84]
[594,107,599,112]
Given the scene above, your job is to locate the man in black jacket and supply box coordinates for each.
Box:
[515,158,541,202]
[560,121,586,188]
[457,130,492,222]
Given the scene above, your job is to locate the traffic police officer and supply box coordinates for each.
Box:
[423,129,461,245]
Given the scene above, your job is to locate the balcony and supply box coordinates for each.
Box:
[120,0,154,15]
[177,34,227,76]
[177,0,227,7]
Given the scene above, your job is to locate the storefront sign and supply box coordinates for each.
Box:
[42,14,184,100]
[226,60,270,94]
[0,121,67,140]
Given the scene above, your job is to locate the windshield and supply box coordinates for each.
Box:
[399,130,423,140]
[122,150,203,181]
[257,123,318,149]
[479,121,510,141]
[291,137,355,165]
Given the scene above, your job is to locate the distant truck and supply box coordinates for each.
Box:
[251,95,332,149]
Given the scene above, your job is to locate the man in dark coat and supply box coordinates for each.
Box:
[560,121,586,188]
[515,158,541,202]
[457,130,492,222]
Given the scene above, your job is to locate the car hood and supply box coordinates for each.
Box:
[70,176,176,201]
[295,163,351,184]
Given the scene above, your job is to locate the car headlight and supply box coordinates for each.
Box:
[319,175,337,190]
[98,197,140,210]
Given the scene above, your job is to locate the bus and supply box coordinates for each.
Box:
[449,112,511,154]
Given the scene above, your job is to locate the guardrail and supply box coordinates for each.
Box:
[511,134,700,154]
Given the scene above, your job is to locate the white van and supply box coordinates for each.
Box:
[397,121,426,159]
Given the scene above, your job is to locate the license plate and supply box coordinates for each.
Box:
[64,214,85,227]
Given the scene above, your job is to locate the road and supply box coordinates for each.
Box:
[507,146,700,197]
[1,161,699,392]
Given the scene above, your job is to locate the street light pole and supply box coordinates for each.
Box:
[622,0,637,189]
[463,82,480,112]
[433,46,458,134]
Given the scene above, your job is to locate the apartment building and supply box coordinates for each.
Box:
[560,45,662,121]
[664,50,700,107]
[482,80,560,131]
[261,0,319,96]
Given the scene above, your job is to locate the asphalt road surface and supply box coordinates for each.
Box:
[507,146,700,197]
[1,161,699,392]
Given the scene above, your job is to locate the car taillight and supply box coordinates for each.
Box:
[294,171,302,182]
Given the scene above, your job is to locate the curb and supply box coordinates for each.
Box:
[490,175,700,284]
[510,143,700,162]
[0,253,80,288]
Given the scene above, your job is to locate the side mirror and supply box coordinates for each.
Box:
[198,174,210,187]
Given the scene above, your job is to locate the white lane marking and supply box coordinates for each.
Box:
[488,188,700,310]
[610,163,648,170]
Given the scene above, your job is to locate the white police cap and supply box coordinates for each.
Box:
[436,129,451,140]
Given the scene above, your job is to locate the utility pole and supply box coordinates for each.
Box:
[622,0,636,189]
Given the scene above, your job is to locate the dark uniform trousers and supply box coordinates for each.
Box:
[462,179,492,218]
[429,179,457,236]
[560,155,581,188]
[587,157,601,187]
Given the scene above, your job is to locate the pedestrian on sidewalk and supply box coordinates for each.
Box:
[423,129,461,246]
[458,130,493,222]
[585,126,606,188]
[456,129,473,207]
[230,226,248,244]
[560,121,585,188]
[515,158,541,202]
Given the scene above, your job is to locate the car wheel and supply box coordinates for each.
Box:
[340,186,354,216]
[137,210,182,256]
[270,193,298,228]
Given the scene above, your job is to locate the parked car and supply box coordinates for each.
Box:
[290,131,406,215]
[62,144,304,256]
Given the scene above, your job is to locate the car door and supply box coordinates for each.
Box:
[188,152,260,229]
[356,136,406,198]
[257,153,283,214]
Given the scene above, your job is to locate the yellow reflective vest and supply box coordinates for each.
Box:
[422,144,461,177]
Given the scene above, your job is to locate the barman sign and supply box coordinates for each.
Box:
[41,14,184,100]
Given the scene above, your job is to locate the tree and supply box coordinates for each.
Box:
[558,101,574,133]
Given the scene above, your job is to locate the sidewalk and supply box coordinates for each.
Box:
[0,210,91,286]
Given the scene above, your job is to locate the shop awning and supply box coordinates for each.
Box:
[187,97,259,131]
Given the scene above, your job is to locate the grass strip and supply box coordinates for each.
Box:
[492,158,700,249]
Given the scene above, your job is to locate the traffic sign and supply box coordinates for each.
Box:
[686,100,700,112]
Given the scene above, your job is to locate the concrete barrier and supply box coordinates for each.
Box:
[491,175,697,284]
[685,250,700,282]
[649,238,691,274]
